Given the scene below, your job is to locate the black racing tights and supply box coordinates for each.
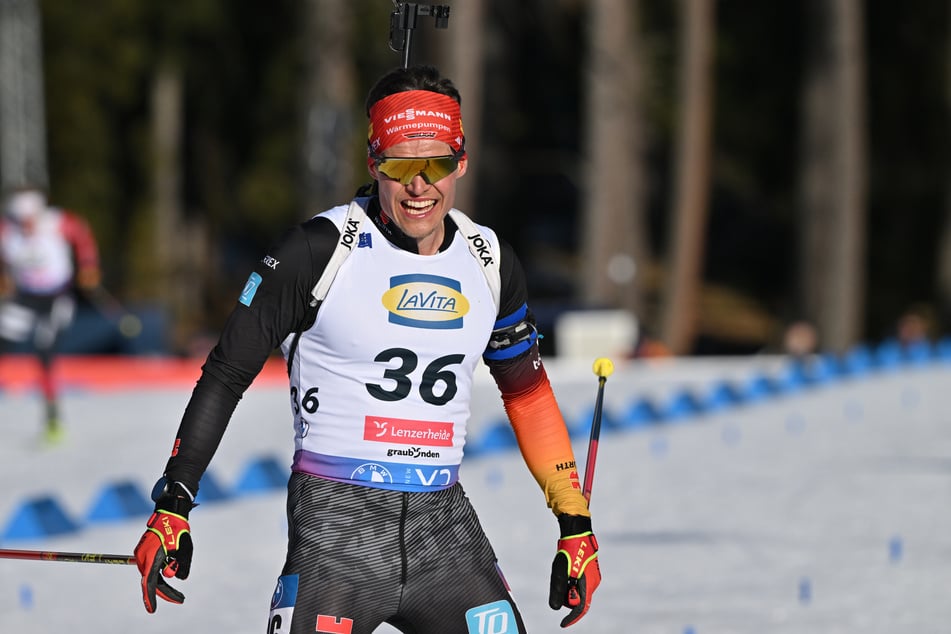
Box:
[267,473,527,634]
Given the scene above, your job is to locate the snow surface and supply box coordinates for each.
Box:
[2,356,950,633]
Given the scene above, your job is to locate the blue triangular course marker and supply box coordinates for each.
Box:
[809,353,842,384]
[936,337,951,362]
[842,344,874,376]
[619,397,659,429]
[703,380,743,411]
[904,339,933,365]
[568,409,592,438]
[741,372,778,402]
[571,404,615,437]
[469,421,517,455]
[194,470,231,505]
[86,480,153,523]
[233,455,290,495]
[874,338,903,370]
[2,496,80,540]
[775,360,809,393]
[934,337,951,363]
[662,389,702,421]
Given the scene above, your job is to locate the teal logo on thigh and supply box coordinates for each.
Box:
[466,600,516,634]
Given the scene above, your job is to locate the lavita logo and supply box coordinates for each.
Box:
[381,273,469,330]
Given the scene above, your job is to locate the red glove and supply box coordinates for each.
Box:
[549,514,601,628]
[134,481,194,613]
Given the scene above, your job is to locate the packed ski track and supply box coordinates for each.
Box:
[1,355,950,633]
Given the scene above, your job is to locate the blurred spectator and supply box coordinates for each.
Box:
[895,305,933,347]
[0,185,101,443]
[782,320,819,359]
[633,330,673,358]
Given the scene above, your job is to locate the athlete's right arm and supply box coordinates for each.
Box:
[136,215,340,613]
[161,216,339,496]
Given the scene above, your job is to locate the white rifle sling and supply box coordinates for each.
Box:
[310,199,368,303]
[449,209,501,310]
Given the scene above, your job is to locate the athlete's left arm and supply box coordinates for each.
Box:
[484,240,589,518]
[0,223,11,297]
[0,217,14,299]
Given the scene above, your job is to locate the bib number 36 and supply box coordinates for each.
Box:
[366,348,464,406]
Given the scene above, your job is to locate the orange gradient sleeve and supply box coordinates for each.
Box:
[501,371,591,518]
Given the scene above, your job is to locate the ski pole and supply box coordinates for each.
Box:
[0,548,135,565]
[582,357,614,505]
[564,358,614,606]
[84,285,143,338]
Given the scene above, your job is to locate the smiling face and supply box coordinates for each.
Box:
[369,138,468,256]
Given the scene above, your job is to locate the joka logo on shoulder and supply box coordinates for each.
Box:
[381,273,469,329]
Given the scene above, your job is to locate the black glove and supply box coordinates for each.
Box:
[133,480,195,613]
[549,514,601,628]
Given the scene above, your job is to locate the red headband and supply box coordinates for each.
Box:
[368,90,465,158]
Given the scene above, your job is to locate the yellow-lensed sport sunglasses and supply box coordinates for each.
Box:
[374,155,460,185]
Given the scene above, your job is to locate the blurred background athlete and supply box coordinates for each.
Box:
[0,185,101,442]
